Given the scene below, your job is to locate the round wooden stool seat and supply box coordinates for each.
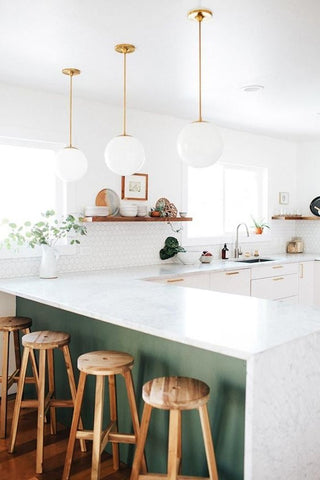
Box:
[22,330,70,349]
[143,376,210,410]
[78,350,134,375]
[0,316,32,331]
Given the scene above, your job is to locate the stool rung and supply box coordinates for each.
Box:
[76,430,94,441]
[49,399,74,407]
[100,421,116,453]
[21,399,38,408]
[109,432,136,444]
[138,476,210,480]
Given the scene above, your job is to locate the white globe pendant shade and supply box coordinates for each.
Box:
[105,135,145,176]
[56,147,88,182]
[177,121,223,168]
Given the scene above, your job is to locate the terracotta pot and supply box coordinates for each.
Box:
[255,227,263,234]
[151,211,161,217]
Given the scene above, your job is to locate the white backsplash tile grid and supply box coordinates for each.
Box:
[0,219,309,279]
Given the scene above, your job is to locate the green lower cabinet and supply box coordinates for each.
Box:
[17,297,246,480]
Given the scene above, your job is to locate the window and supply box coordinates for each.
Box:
[184,163,268,244]
[0,142,61,239]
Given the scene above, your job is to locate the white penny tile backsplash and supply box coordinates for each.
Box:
[0,219,316,279]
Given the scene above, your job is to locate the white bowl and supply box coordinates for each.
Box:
[176,251,200,265]
[120,206,138,217]
[85,206,110,217]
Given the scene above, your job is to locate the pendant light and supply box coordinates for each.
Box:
[56,68,88,182]
[177,9,223,168]
[105,44,145,176]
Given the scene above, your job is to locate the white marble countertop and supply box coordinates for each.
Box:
[0,254,319,361]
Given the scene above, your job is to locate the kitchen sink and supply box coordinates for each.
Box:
[236,258,274,263]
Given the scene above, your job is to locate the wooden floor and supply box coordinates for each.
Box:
[0,399,131,480]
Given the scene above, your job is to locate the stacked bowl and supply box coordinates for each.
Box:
[120,204,138,217]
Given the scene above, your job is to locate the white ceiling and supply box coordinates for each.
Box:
[1,0,320,141]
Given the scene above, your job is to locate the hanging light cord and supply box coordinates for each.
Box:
[123,51,127,136]
[69,72,73,147]
[197,12,204,122]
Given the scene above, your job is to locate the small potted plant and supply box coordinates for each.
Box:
[251,216,270,234]
[1,210,87,278]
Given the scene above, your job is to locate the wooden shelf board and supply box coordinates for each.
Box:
[83,216,193,223]
[272,215,319,220]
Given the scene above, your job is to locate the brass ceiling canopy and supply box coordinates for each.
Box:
[187,8,213,22]
[61,68,81,77]
[114,44,135,54]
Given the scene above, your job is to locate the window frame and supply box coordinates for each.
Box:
[182,162,270,247]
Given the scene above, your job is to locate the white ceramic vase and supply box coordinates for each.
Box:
[39,245,59,279]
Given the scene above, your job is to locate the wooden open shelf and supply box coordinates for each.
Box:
[83,216,193,223]
[272,215,320,220]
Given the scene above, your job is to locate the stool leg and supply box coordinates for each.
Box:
[198,405,219,480]
[47,348,56,435]
[167,409,180,480]
[36,349,46,474]
[13,330,21,370]
[177,410,182,474]
[62,371,87,480]
[109,373,119,470]
[92,375,105,480]
[8,346,30,452]
[22,327,40,396]
[130,403,152,480]
[0,331,10,438]
[62,345,86,452]
[124,370,147,473]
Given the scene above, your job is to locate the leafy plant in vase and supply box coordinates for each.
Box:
[1,210,87,278]
[251,216,270,235]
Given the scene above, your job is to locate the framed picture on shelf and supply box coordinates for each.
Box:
[279,192,289,205]
[121,173,148,201]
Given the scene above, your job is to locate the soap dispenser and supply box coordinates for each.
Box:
[222,243,229,259]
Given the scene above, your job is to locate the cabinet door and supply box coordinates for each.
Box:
[210,269,251,296]
[298,261,314,305]
[251,274,298,300]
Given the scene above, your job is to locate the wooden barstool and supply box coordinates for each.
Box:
[130,376,219,480]
[8,330,86,474]
[62,350,147,480]
[0,316,38,438]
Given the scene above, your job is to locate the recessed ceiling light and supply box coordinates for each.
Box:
[241,84,264,93]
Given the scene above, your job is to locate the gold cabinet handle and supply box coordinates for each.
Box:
[225,271,239,276]
[299,263,304,279]
[272,277,284,281]
[167,278,184,283]
[272,265,284,269]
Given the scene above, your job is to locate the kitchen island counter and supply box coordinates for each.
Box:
[0,263,319,479]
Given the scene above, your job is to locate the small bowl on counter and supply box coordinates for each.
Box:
[176,251,201,265]
[200,251,213,263]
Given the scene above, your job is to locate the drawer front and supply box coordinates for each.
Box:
[210,269,251,296]
[161,273,211,290]
[251,274,298,300]
[251,262,298,280]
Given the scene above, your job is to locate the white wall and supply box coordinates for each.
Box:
[0,82,300,277]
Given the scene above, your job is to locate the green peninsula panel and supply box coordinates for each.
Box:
[17,297,246,480]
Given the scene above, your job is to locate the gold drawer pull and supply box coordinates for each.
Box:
[272,277,284,281]
[167,278,184,283]
[272,265,283,269]
[225,271,239,276]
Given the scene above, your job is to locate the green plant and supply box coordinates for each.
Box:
[159,236,186,260]
[1,210,87,249]
[251,215,270,229]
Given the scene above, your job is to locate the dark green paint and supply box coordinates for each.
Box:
[17,297,246,480]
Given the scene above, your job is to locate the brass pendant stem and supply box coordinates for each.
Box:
[198,18,202,122]
[69,73,73,148]
[123,52,127,136]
